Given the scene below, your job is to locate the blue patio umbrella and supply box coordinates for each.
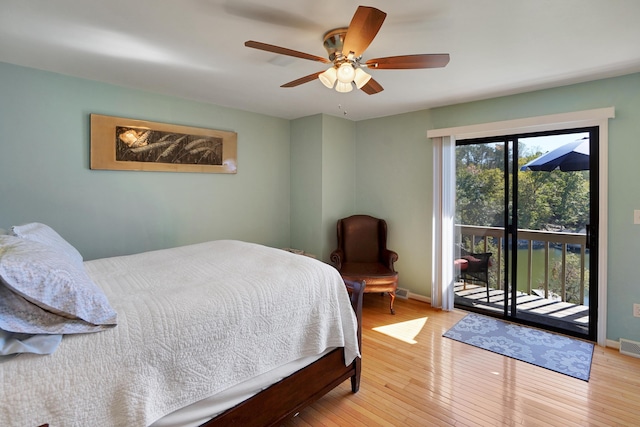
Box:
[521,137,589,172]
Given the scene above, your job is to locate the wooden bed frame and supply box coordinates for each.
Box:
[34,277,363,427]
[203,279,365,427]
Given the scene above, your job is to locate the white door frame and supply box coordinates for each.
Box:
[428,107,615,347]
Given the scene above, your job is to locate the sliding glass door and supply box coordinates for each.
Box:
[454,128,598,341]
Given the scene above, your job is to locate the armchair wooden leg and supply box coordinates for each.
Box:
[379,292,396,314]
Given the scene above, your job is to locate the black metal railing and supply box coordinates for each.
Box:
[456,225,588,305]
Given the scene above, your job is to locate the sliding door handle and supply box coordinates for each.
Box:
[585,224,591,250]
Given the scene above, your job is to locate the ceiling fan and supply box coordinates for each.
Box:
[244,5,450,95]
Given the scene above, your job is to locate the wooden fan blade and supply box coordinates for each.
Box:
[245,41,330,63]
[342,6,387,57]
[281,71,323,88]
[360,78,384,95]
[365,54,450,69]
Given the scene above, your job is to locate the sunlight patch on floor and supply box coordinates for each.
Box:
[372,317,428,344]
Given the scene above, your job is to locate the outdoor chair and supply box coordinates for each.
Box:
[456,246,492,301]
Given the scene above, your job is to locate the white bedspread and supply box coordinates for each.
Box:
[0,240,360,426]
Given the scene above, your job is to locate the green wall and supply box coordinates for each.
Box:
[2,58,639,344]
[355,73,640,343]
[321,114,357,260]
[0,62,291,260]
[355,110,435,298]
[290,114,356,260]
[290,115,324,257]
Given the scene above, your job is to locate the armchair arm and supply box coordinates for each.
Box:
[381,249,399,271]
[330,249,345,270]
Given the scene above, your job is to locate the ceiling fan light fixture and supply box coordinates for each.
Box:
[245,7,448,97]
[335,81,353,93]
[319,67,337,88]
[353,67,372,89]
[336,62,356,84]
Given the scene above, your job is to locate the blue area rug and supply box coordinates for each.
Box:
[443,313,594,381]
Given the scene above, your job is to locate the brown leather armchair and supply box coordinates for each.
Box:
[330,215,399,314]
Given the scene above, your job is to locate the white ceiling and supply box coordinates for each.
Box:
[2,0,640,121]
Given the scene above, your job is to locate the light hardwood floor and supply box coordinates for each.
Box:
[283,295,640,426]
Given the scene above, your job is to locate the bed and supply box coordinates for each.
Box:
[0,224,363,427]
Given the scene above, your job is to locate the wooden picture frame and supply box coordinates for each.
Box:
[90,114,237,173]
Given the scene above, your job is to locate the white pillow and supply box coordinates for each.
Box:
[10,222,83,266]
[0,235,117,331]
[0,284,110,334]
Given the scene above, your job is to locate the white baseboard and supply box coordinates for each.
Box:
[407,293,430,303]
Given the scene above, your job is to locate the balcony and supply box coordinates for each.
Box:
[455,224,589,335]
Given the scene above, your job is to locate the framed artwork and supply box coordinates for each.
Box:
[90,114,237,173]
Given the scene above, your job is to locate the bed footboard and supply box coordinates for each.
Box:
[202,279,365,427]
[343,278,364,392]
